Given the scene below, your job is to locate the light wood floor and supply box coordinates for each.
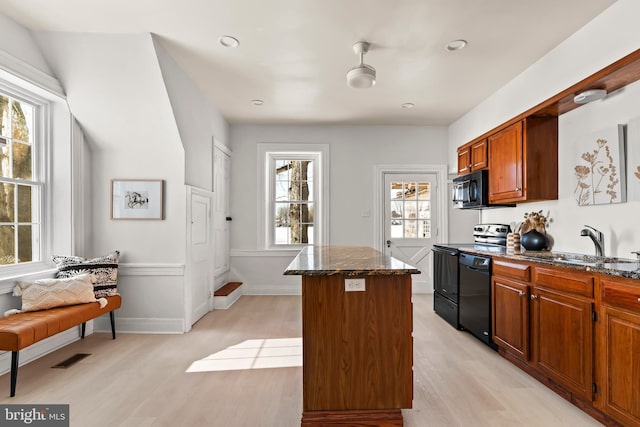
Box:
[0,295,601,426]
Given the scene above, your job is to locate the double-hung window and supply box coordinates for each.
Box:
[259,144,329,249]
[0,89,41,266]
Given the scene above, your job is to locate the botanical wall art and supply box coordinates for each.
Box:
[626,117,640,202]
[573,125,626,206]
[111,179,164,220]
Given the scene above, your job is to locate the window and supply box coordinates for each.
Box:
[389,180,431,238]
[274,159,314,245]
[258,144,328,249]
[0,90,41,266]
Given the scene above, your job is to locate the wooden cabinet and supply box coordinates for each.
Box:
[487,116,558,204]
[599,276,640,427]
[492,261,596,403]
[457,139,488,175]
[530,287,594,402]
[492,275,530,361]
[531,267,596,403]
[457,144,471,175]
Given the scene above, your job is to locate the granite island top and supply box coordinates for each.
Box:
[284,246,421,276]
[456,246,640,280]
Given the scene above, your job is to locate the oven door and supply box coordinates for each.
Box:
[432,246,458,302]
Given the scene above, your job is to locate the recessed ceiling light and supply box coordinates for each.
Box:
[251,99,264,106]
[218,35,239,48]
[401,103,414,109]
[445,39,467,52]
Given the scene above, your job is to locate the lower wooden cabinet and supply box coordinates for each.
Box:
[492,276,529,361]
[530,287,594,402]
[599,277,640,427]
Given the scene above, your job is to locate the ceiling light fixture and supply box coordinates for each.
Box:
[250,99,264,106]
[573,89,607,104]
[218,35,240,48]
[445,39,468,52]
[401,103,415,109]
[347,41,376,89]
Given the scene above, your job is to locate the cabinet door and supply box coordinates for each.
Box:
[600,305,640,427]
[531,287,593,401]
[488,121,524,203]
[492,276,529,361]
[457,145,471,175]
[470,139,488,170]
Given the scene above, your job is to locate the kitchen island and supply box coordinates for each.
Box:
[284,246,420,427]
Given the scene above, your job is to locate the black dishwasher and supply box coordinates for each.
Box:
[458,252,495,347]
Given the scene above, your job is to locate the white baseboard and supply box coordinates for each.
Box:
[94,317,185,334]
[213,286,242,310]
[242,283,302,295]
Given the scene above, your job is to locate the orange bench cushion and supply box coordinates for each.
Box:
[0,295,121,352]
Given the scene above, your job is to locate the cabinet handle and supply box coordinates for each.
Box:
[515,187,522,192]
[637,297,640,303]
[518,291,525,297]
[530,294,538,300]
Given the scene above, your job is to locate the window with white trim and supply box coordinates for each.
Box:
[0,89,42,266]
[259,144,328,249]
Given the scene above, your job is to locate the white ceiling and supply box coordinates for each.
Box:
[0,0,616,126]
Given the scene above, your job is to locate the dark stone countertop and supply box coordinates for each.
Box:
[457,246,640,280]
[283,246,421,276]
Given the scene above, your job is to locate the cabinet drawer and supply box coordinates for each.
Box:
[602,278,640,312]
[493,259,531,282]
[534,267,594,298]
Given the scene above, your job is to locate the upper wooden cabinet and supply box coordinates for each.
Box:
[488,116,558,204]
[457,139,488,175]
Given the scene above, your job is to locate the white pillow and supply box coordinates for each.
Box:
[13,273,101,313]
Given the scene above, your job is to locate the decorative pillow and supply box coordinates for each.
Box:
[52,250,120,298]
[12,274,106,313]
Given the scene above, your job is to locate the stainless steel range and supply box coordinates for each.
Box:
[432,223,510,346]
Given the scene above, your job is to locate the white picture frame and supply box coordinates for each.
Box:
[111,179,164,220]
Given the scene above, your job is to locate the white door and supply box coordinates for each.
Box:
[188,188,213,327]
[384,173,438,293]
[214,147,231,277]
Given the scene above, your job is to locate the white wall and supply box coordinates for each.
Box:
[0,14,53,75]
[229,124,449,294]
[448,0,640,258]
[152,36,230,191]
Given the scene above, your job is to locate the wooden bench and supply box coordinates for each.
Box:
[0,295,121,397]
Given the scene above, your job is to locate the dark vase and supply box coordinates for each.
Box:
[521,230,547,251]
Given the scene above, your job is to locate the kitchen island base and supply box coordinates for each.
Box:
[301,409,403,426]
[285,247,419,427]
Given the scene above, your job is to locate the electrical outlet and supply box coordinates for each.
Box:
[345,278,366,292]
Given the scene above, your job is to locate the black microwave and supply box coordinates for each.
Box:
[452,170,514,209]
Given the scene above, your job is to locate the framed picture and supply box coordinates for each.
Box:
[572,124,626,206]
[111,179,164,220]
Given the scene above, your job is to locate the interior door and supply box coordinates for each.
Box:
[188,188,213,327]
[384,173,437,292]
[214,147,230,277]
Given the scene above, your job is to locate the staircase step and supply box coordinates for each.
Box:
[214,282,242,297]
[214,282,243,310]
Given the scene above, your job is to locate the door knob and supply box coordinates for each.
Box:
[386,240,391,248]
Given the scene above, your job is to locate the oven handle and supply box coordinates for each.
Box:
[432,248,458,257]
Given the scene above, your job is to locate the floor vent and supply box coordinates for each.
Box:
[52,353,91,369]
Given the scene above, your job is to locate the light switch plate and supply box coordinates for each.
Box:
[345,278,366,292]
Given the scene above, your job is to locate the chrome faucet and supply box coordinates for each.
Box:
[580,225,604,257]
